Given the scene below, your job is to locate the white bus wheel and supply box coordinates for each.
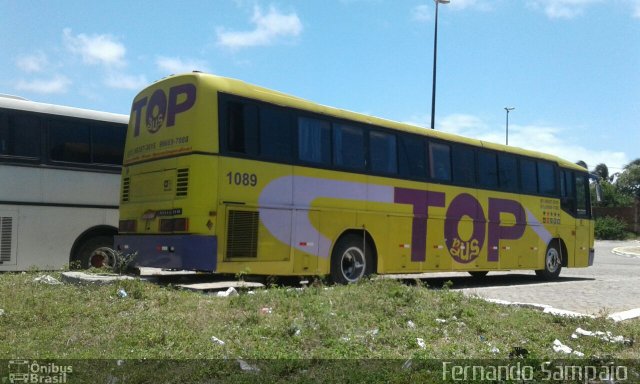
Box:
[330,234,374,284]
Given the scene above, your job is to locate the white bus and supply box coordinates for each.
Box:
[0,95,128,271]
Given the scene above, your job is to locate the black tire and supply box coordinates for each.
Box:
[330,234,374,284]
[75,235,114,269]
[535,241,562,280]
[468,271,489,278]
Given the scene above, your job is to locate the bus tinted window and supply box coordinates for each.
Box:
[576,174,589,217]
[520,158,538,194]
[49,119,91,163]
[0,112,40,158]
[92,124,125,165]
[226,101,258,156]
[477,151,498,188]
[498,154,517,191]
[370,130,397,175]
[452,145,475,185]
[260,105,292,162]
[333,123,365,170]
[429,142,451,181]
[298,117,331,165]
[398,134,426,179]
[538,161,556,195]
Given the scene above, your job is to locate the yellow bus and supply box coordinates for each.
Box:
[115,73,595,283]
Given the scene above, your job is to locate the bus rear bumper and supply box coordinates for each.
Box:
[114,234,217,271]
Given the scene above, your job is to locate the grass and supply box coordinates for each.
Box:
[1,272,639,382]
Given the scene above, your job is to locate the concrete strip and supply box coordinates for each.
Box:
[608,308,640,322]
[177,281,265,291]
[138,267,197,276]
[61,271,135,285]
[479,296,594,319]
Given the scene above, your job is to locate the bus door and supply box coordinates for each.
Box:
[574,174,591,267]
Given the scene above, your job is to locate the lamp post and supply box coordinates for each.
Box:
[504,107,514,145]
[430,0,449,130]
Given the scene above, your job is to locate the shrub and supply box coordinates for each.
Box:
[595,216,629,240]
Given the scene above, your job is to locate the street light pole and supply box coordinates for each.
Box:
[504,107,514,145]
[430,0,449,130]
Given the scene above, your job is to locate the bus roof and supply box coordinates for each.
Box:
[0,97,129,124]
[147,72,588,172]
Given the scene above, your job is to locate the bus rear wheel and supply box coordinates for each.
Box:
[468,271,489,278]
[76,236,114,269]
[330,234,374,284]
[535,241,562,280]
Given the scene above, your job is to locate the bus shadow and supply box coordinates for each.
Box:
[400,274,595,290]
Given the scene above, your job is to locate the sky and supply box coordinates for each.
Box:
[1,0,638,173]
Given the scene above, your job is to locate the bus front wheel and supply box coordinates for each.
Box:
[535,241,562,280]
[330,234,374,284]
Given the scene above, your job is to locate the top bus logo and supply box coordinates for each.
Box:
[130,83,196,137]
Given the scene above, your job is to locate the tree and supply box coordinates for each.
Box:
[616,159,640,198]
[593,163,610,181]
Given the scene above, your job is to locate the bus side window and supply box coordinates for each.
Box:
[0,111,41,159]
[429,142,451,181]
[537,161,557,195]
[298,117,331,165]
[369,130,397,175]
[226,101,258,156]
[498,153,518,191]
[49,119,91,163]
[560,170,575,213]
[452,145,475,186]
[259,105,292,162]
[477,151,498,189]
[92,123,126,165]
[333,123,365,170]
[398,134,426,180]
[520,158,538,194]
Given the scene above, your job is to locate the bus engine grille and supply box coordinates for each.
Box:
[176,168,189,197]
[0,216,13,263]
[226,210,259,258]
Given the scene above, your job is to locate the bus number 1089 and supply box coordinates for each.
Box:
[226,172,258,187]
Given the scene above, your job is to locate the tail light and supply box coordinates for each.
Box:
[119,220,137,232]
[159,218,189,232]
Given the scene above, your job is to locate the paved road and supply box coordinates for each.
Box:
[411,240,640,317]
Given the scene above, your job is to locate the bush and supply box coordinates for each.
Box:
[595,216,629,240]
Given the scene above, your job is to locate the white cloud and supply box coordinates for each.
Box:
[527,0,603,19]
[156,56,210,74]
[15,52,48,73]
[216,6,302,49]
[412,5,431,22]
[408,113,629,172]
[63,28,126,67]
[104,72,148,90]
[15,75,71,94]
[631,0,640,18]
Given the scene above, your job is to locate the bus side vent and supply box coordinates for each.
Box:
[226,210,259,258]
[176,168,189,197]
[0,216,13,263]
[121,177,130,202]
